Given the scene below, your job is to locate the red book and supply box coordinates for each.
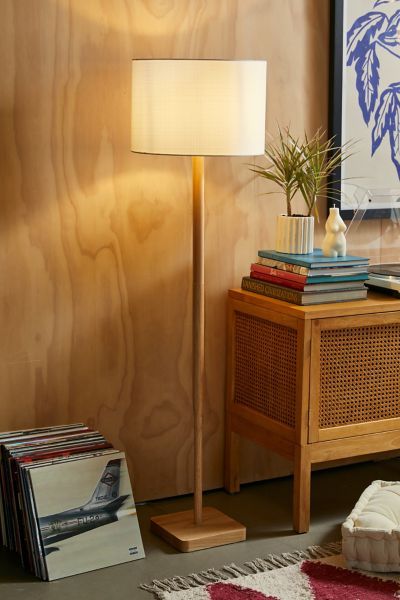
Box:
[251,263,306,284]
[250,270,305,291]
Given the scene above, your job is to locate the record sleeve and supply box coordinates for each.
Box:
[369,264,400,278]
[26,451,144,580]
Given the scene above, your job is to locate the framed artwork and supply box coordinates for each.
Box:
[330,0,400,219]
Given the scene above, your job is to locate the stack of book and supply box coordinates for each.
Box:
[0,423,145,580]
[242,248,369,305]
[366,264,400,297]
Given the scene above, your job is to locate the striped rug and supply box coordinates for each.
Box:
[141,542,400,599]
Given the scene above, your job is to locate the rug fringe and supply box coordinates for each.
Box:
[140,541,342,597]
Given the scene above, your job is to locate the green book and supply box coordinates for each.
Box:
[241,276,368,305]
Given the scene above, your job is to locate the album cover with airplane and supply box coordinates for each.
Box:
[26,451,145,580]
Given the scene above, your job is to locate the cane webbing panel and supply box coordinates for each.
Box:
[319,323,400,429]
[233,311,297,428]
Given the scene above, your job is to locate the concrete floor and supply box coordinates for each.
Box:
[1,458,399,599]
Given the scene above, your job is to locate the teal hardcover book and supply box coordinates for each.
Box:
[257,248,369,269]
[305,273,368,283]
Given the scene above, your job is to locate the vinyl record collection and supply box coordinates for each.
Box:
[0,423,145,580]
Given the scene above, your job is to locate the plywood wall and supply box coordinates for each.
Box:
[0,0,396,502]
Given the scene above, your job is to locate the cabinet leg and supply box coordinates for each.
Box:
[293,445,311,533]
[224,425,240,494]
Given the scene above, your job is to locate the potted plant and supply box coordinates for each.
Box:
[251,128,353,254]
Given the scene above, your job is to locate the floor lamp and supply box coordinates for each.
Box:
[131,59,267,552]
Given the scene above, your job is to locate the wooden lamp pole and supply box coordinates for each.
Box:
[150,155,248,550]
[192,155,205,526]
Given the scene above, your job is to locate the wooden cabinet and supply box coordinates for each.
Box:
[225,288,400,532]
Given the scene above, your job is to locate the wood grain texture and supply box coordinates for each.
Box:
[293,445,311,533]
[0,0,395,502]
[228,288,400,320]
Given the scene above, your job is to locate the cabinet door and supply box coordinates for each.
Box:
[227,299,303,443]
[309,312,400,442]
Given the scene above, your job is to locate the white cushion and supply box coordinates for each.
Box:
[342,480,400,572]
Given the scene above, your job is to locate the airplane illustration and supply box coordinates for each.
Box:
[38,458,130,554]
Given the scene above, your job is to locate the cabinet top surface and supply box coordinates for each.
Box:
[228,289,400,320]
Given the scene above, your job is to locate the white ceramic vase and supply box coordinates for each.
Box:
[275,215,314,255]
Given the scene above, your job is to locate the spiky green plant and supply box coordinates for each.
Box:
[250,127,355,218]
[249,128,309,216]
[296,130,355,217]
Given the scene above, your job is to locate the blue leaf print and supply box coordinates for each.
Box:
[372,87,397,153]
[372,84,400,179]
[347,4,400,180]
[347,12,387,66]
[377,10,400,58]
[389,87,400,178]
[374,0,400,6]
[355,46,380,124]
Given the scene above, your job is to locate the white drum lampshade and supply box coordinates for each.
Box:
[131,59,266,157]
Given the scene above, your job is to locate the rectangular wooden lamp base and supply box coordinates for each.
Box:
[150,506,246,552]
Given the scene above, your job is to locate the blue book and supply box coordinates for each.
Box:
[257,248,369,269]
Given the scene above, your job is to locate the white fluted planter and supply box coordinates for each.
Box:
[275,215,314,254]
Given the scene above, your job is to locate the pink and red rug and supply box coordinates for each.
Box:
[141,543,400,599]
